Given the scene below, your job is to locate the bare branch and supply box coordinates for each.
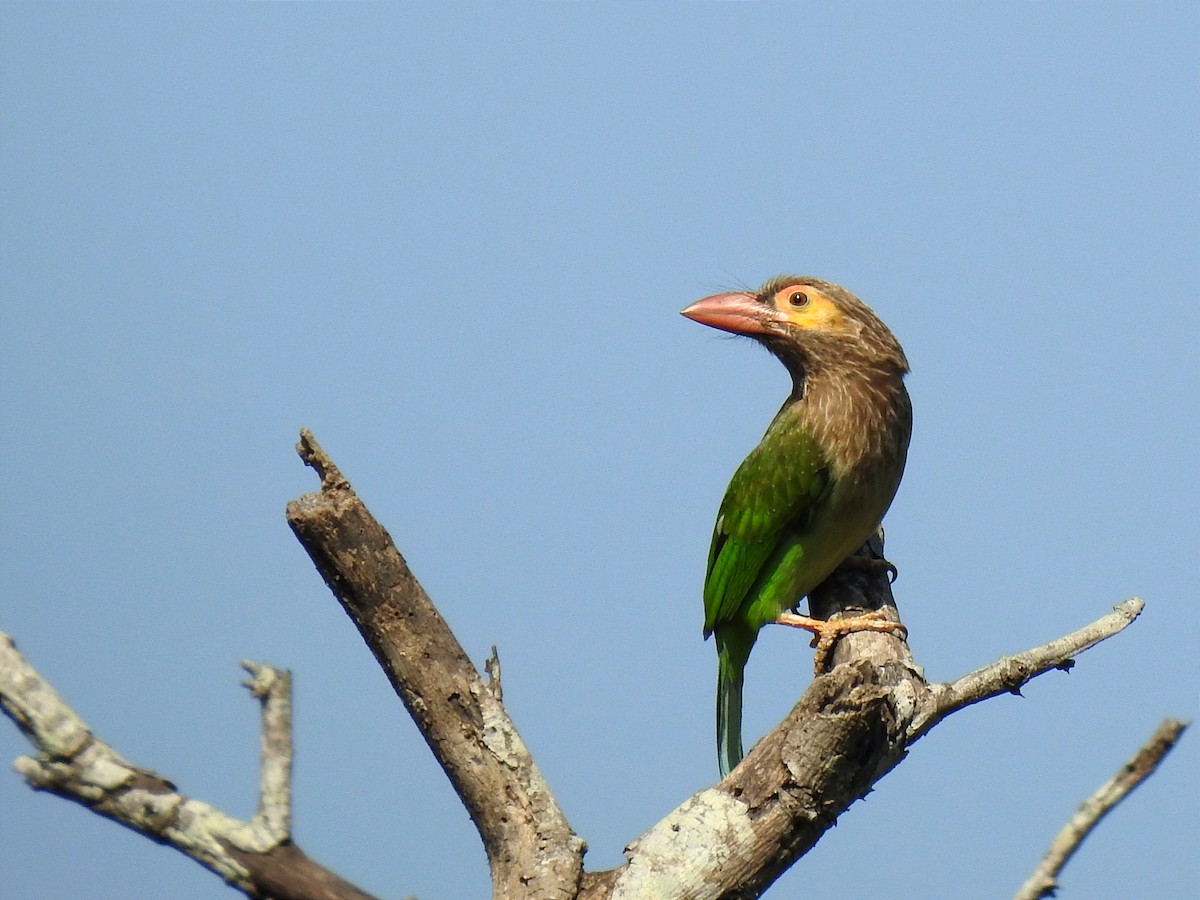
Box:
[589,593,1157,898]
[4,429,1172,899]
[591,658,920,900]
[241,661,293,843]
[0,632,374,900]
[282,439,1161,899]
[908,598,1145,741]
[286,429,585,898]
[1014,717,1189,900]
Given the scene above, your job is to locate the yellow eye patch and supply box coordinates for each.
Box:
[770,285,849,332]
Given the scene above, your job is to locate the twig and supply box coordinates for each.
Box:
[908,598,1145,740]
[241,661,293,841]
[1013,717,1189,900]
[0,632,374,900]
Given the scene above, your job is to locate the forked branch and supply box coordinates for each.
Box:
[0,430,1177,900]
[0,633,372,900]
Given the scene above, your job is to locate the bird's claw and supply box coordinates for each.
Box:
[775,609,908,674]
[838,554,898,584]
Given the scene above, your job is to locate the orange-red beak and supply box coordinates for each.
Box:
[680,291,774,337]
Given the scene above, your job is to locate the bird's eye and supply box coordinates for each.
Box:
[788,291,809,308]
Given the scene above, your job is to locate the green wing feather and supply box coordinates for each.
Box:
[703,413,833,635]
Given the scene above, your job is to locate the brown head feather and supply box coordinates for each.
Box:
[755,275,912,477]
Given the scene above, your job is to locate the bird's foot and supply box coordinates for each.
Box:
[775,609,908,674]
[837,554,898,584]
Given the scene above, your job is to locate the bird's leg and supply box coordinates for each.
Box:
[775,610,908,674]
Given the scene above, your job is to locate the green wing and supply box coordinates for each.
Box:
[703,414,832,635]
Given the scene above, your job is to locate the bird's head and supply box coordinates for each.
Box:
[680,275,908,378]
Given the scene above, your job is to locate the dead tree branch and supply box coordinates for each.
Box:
[285,432,1163,900]
[1013,717,1189,900]
[910,598,1145,741]
[1,430,1177,899]
[580,594,1149,899]
[0,633,374,900]
[285,429,585,899]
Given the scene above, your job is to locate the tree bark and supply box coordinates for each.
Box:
[0,635,373,900]
[286,429,585,899]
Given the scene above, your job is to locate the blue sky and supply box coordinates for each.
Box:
[2,5,1196,899]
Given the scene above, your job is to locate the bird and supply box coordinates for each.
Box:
[681,275,912,777]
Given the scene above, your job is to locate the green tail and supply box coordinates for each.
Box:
[715,627,754,777]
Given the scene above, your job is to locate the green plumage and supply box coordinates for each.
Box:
[684,276,912,776]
